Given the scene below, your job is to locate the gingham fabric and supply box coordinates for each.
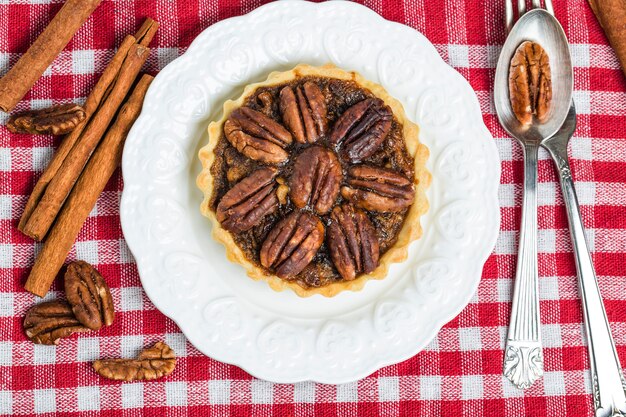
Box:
[1,0,625,415]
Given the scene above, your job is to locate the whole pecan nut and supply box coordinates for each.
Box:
[289,146,342,215]
[93,341,176,381]
[327,204,379,281]
[7,103,86,135]
[23,300,89,345]
[224,107,292,164]
[260,211,325,279]
[342,165,415,212]
[216,167,279,233]
[279,81,327,143]
[329,98,392,162]
[64,260,115,331]
[509,41,552,125]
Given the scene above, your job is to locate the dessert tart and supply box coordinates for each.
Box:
[197,64,430,297]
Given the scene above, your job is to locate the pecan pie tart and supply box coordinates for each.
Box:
[197,64,430,297]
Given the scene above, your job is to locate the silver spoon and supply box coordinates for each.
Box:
[494,8,573,389]
[544,104,626,416]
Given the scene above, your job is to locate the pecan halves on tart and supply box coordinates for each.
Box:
[23,300,89,345]
[93,341,176,381]
[64,260,115,330]
[279,81,328,143]
[7,103,86,135]
[224,107,292,164]
[327,204,379,281]
[289,146,342,215]
[260,211,325,279]
[509,41,552,125]
[329,98,392,162]
[342,165,415,212]
[216,167,279,233]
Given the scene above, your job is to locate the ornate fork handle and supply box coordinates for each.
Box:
[504,142,544,389]
[544,136,626,417]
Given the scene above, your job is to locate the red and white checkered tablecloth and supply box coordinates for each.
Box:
[1,0,626,415]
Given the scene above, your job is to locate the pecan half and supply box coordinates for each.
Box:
[224,107,292,164]
[509,41,552,125]
[64,260,115,331]
[329,98,392,162]
[260,211,325,279]
[93,341,176,381]
[23,300,89,345]
[289,146,342,215]
[7,103,86,135]
[327,205,379,281]
[279,81,327,143]
[342,165,415,212]
[216,167,279,233]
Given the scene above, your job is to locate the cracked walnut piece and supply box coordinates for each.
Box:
[93,341,176,381]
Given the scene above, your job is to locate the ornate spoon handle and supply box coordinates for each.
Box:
[504,142,544,389]
[544,137,626,417]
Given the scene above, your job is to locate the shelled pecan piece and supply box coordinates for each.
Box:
[7,103,86,135]
[342,165,415,212]
[64,260,115,330]
[216,167,279,233]
[327,204,379,281]
[23,300,89,345]
[260,211,325,279]
[509,41,552,125]
[279,81,327,143]
[329,98,392,162]
[289,146,342,215]
[224,107,292,164]
[93,341,176,381]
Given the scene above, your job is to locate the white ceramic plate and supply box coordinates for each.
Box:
[120,1,500,384]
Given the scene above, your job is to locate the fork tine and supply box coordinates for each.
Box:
[506,0,514,32]
[518,0,526,16]
[531,0,541,9]
[544,0,554,15]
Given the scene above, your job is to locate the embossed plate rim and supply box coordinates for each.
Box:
[120,0,501,383]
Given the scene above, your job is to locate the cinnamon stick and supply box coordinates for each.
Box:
[0,0,102,113]
[134,18,160,47]
[21,44,150,241]
[588,0,626,77]
[25,75,154,297]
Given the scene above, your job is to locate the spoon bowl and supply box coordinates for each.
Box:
[494,8,573,143]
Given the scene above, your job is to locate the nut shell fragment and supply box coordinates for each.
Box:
[93,341,176,381]
[64,260,115,330]
[7,103,86,135]
[23,300,89,345]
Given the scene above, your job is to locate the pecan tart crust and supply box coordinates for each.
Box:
[197,64,430,297]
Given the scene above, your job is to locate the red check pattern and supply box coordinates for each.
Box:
[1,0,626,415]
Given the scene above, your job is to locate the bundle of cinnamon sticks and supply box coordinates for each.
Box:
[14,16,159,297]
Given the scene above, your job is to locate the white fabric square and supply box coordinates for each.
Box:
[498,183,516,208]
[419,376,441,400]
[570,44,590,68]
[251,380,273,404]
[541,276,560,300]
[33,344,55,365]
[31,147,52,172]
[0,292,13,317]
[0,244,13,268]
[120,287,143,311]
[122,383,143,408]
[459,327,482,351]
[209,380,230,405]
[0,391,11,415]
[0,195,11,220]
[495,231,517,255]
[118,240,134,263]
[542,324,563,348]
[165,333,186,357]
[537,182,556,206]
[497,279,512,302]
[0,52,8,71]
[158,48,180,70]
[77,338,100,362]
[378,377,399,401]
[496,138,514,161]
[336,381,358,402]
[30,99,53,110]
[33,389,55,413]
[166,381,188,406]
[121,335,144,358]
[77,386,100,411]
[0,342,11,366]
[72,50,95,75]
[486,45,501,68]
[461,375,483,400]
[501,375,524,397]
[573,90,591,115]
[0,148,10,172]
[574,181,595,206]
[293,381,315,403]
[538,229,556,254]
[448,44,469,68]
[571,137,593,161]
[74,241,98,265]
[544,371,566,396]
